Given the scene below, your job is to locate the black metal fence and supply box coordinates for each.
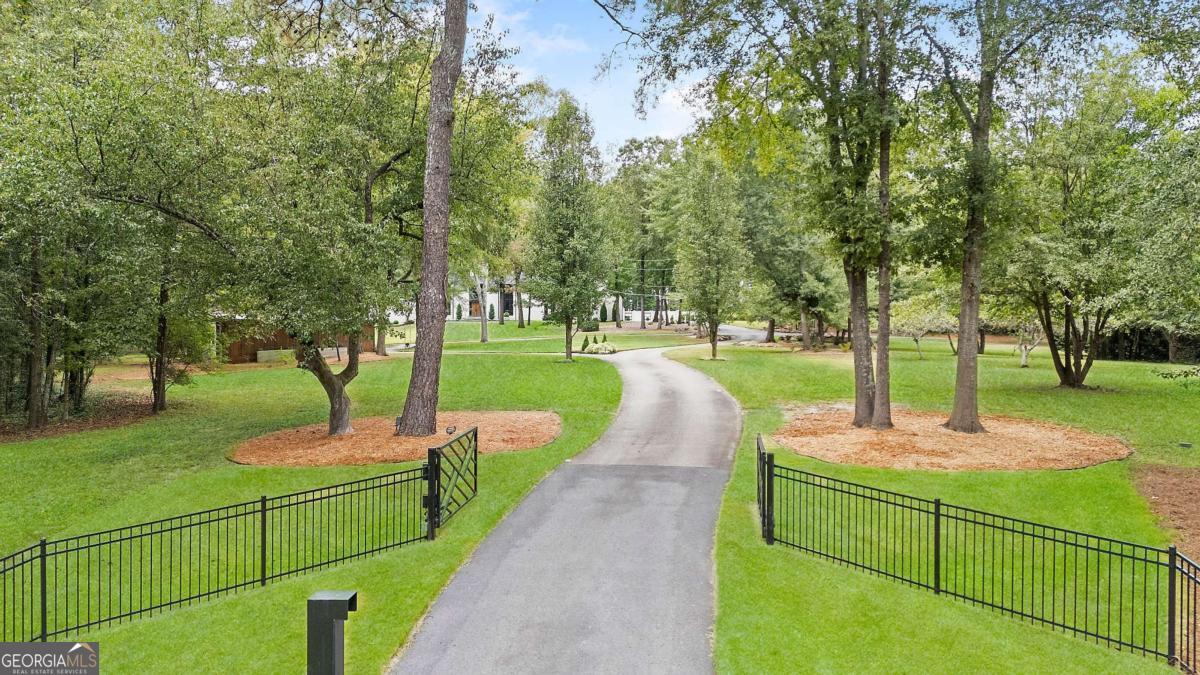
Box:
[1,427,478,642]
[757,435,1200,673]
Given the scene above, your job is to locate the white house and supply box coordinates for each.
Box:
[446,283,548,322]
[441,288,686,325]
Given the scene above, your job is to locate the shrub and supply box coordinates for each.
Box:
[579,319,600,332]
[602,334,608,343]
[455,305,463,320]
[488,304,495,320]
[582,336,591,351]
[585,342,617,354]
[600,303,608,322]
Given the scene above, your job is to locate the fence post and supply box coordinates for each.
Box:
[426,448,440,541]
[765,453,775,546]
[260,496,268,587]
[1168,544,1177,665]
[756,436,765,539]
[39,538,47,642]
[933,499,942,595]
[473,428,479,494]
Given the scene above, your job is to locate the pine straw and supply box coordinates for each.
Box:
[772,405,1131,471]
[231,411,562,467]
[1135,465,1200,553]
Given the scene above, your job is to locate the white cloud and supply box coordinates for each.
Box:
[471,0,703,152]
[645,84,703,139]
[474,0,590,58]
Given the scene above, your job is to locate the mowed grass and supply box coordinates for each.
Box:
[2,354,621,673]
[442,329,702,353]
[441,319,564,342]
[670,342,1193,673]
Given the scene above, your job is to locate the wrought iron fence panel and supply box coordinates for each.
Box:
[0,430,477,642]
[756,435,1198,671]
[1176,551,1200,672]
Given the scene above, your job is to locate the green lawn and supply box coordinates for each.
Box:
[392,320,703,353]
[442,329,702,353]
[440,319,565,342]
[2,353,621,672]
[670,342,1191,673]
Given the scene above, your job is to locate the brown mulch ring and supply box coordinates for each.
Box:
[1135,465,1200,553]
[231,410,562,467]
[0,392,156,441]
[772,404,1131,471]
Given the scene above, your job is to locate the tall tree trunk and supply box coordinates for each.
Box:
[375,315,389,356]
[302,336,360,436]
[564,316,574,362]
[477,278,489,343]
[710,319,719,359]
[845,263,875,428]
[614,294,623,328]
[639,254,647,329]
[766,317,776,343]
[946,81,993,434]
[151,280,169,413]
[397,0,468,437]
[65,366,91,412]
[2,356,11,415]
[1033,291,1069,385]
[515,271,525,328]
[26,232,47,431]
[43,339,58,420]
[872,28,894,430]
[872,237,893,428]
[978,328,986,354]
[1167,331,1179,363]
[800,307,813,350]
[497,279,505,325]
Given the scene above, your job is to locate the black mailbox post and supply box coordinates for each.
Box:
[307,590,358,675]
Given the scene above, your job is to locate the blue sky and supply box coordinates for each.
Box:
[471,0,701,154]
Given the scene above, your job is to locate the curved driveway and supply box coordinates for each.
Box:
[389,347,740,674]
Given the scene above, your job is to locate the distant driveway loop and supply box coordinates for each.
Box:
[390,347,741,674]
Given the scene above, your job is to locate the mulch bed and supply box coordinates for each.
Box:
[0,392,156,440]
[772,404,1131,471]
[231,411,562,466]
[1135,465,1200,553]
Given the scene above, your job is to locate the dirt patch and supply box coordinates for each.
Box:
[1135,465,1200,552]
[0,392,156,441]
[232,411,562,466]
[772,404,1131,471]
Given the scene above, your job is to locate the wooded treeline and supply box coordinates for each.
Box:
[0,0,533,432]
[594,0,1200,432]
